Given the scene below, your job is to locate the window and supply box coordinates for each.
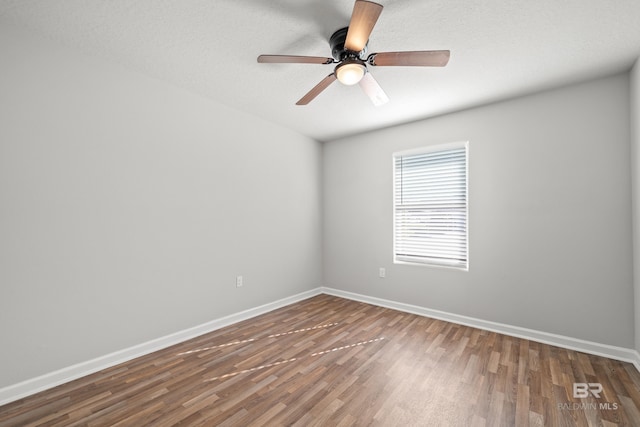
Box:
[393,142,468,270]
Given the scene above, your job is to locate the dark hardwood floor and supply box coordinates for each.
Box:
[2,294,640,426]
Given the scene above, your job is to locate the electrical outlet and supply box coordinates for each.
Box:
[379,268,386,278]
[236,275,243,287]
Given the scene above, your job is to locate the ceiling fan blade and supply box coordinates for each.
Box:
[369,50,450,67]
[358,72,389,106]
[258,55,334,64]
[296,73,337,105]
[344,0,383,52]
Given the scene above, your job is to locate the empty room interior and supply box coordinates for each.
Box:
[2,0,640,425]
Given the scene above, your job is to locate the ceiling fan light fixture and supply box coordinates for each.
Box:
[257,0,451,106]
[335,61,366,85]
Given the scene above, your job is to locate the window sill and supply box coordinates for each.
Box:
[393,259,468,272]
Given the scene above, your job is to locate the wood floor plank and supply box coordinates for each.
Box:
[2,294,640,426]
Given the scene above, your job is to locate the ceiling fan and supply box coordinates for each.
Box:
[257,0,450,106]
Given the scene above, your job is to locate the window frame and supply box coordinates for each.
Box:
[392,141,469,271]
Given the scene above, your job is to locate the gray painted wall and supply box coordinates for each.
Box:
[0,25,322,388]
[323,73,633,348]
[632,60,640,353]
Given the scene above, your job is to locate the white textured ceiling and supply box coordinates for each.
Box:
[1,0,640,141]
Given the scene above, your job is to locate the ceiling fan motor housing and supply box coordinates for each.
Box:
[330,27,367,61]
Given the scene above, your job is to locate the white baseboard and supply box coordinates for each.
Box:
[632,351,640,373]
[2,286,639,407]
[320,287,640,371]
[0,288,322,407]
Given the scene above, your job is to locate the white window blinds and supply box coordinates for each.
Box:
[393,142,468,269]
